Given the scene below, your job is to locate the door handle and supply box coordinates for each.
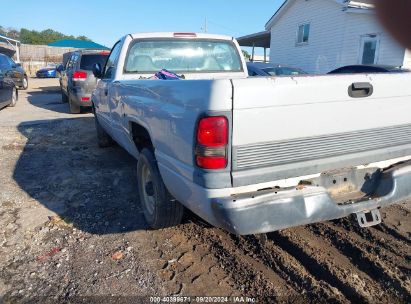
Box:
[348,82,373,98]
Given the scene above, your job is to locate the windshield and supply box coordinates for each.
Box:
[124,39,243,73]
[263,67,306,76]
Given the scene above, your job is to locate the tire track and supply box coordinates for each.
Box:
[268,227,398,303]
[375,224,411,246]
[230,234,348,303]
[335,216,410,259]
[332,217,411,276]
[175,212,410,303]
[177,222,302,301]
[309,223,411,302]
[328,220,411,279]
[178,218,349,303]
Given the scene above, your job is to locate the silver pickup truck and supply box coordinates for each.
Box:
[91,32,411,235]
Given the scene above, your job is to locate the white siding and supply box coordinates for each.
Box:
[340,12,405,68]
[268,0,406,74]
[269,0,347,74]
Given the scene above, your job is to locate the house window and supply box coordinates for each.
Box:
[360,35,380,65]
[297,23,310,44]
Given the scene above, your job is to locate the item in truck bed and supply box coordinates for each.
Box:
[150,69,184,80]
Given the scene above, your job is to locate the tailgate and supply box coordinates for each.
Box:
[231,73,411,186]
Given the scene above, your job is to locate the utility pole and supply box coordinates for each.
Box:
[201,17,208,33]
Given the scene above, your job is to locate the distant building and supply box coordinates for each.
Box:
[265,0,411,73]
[48,39,109,50]
[239,0,411,74]
[0,34,21,61]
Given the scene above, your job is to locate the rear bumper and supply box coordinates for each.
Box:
[70,91,92,107]
[210,161,411,235]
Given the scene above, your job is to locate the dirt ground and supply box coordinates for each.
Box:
[0,78,410,303]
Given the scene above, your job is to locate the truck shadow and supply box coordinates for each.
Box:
[26,85,91,114]
[13,117,149,234]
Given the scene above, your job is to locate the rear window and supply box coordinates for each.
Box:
[80,54,108,71]
[124,39,243,73]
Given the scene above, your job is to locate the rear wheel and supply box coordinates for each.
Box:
[20,76,28,90]
[137,148,184,229]
[61,89,68,103]
[68,92,80,114]
[8,89,17,107]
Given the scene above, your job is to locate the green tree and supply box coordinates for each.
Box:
[242,49,251,60]
[19,28,91,45]
[0,26,19,39]
[77,35,91,41]
[7,29,20,39]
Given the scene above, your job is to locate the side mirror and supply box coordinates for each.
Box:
[92,63,103,78]
[16,63,21,67]
[56,64,64,73]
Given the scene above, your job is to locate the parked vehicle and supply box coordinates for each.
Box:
[36,65,58,78]
[328,64,409,74]
[0,53,28,90]
[247,62,307,76]
[92,32,411,235]
[59,50,109,113]
[0,54,18,109]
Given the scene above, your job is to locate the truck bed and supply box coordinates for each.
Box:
[231,73,411,186]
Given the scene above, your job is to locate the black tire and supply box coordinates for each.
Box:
[95,115,114,147]
[8,88,17,107]
[137,148,184,229]
[68,92,80,114]
[61,89,68,103]
[20,76,28,90]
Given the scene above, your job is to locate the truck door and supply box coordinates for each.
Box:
[96,42,122,130]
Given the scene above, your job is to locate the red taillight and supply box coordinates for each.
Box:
[196,116,228,170]
[197,116,228,147]
[81,97,90,101]
[196,156,227,170]
[73,71,87,81]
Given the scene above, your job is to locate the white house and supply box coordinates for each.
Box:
[265,0,411,74]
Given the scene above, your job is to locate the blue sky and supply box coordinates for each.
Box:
[2,0,284,48]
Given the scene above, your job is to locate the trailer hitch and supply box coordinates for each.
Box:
[356,209,382,228]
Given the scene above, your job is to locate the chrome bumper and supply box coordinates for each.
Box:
[211,161,411,235]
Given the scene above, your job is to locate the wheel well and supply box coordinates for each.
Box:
[131,122,153,151]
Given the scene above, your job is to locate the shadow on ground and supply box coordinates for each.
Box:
[13,117,149,234]
[26,84,92,114]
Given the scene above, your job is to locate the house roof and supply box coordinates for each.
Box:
[237,31,271,48]
[48,39,109,50]
[265,0,374,30]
